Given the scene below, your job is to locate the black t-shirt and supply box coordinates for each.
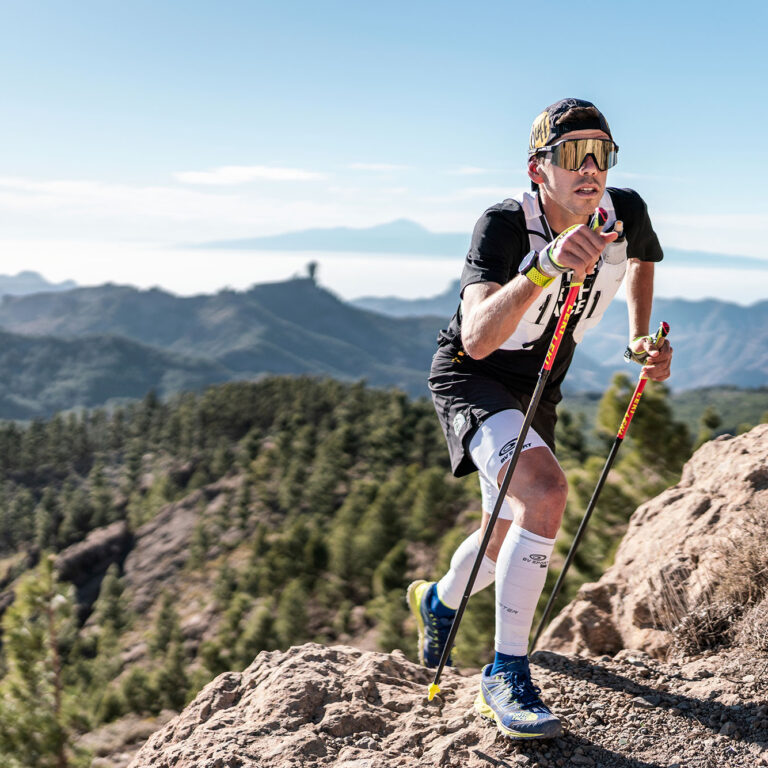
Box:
[436,187,663,400]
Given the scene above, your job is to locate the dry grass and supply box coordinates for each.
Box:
[649,512,768,656]
[735,596,768,651]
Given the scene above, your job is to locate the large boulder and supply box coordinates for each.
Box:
[128,643,473,768]
[539,424,768,657]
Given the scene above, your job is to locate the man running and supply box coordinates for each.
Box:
[407,98,673,739]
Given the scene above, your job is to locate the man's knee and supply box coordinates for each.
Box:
[496,448,568,513]
[535,466,569,510]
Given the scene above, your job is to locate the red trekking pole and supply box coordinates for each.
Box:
[529,320,670,652]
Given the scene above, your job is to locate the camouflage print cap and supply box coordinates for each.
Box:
[528,98,613,156]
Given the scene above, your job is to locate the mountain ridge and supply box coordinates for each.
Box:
[0,277,764,420]
[0,270,78,296]
[0,278,617,415]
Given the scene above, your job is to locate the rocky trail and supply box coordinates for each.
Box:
[124,642,768,768]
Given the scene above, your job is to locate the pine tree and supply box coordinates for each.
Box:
[372,541,408,597]
[150,592,182,657]
[235,600,278,665]
[328,482,375,583]
[275,578,307,648]
[3,487,35,550]
[88,461,115,527]
[0,556,91,767]
[35,487,62,551]
[695,405,723,448]
[58,484,94,547]
[352,480,404,581]
[154,641,189,710]
[210,437,235,479]
[214,562,238,607]
[555,408,588,465]
[302,433,346,518]
[93,564,129,632]
[407,467,465,543]
[120,667,158,715]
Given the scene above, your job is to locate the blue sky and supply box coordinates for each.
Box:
[0,1,766,301]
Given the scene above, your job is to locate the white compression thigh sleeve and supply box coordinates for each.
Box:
[436,530,496,610]
[495,523,555,656]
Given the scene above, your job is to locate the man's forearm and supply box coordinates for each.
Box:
[626,260,654,339]
[461,276,543,359]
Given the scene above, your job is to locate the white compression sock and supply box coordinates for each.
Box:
[436,530,496,610]
[495,523,555,656]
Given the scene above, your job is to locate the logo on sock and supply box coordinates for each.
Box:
[523,553,548,568]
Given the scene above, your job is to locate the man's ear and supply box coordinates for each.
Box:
[527,157,544,186]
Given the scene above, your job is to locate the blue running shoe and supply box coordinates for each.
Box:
[474,660,562,739]
[406,580,453,668]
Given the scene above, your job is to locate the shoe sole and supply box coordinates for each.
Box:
[406,579,429,667]
[474,690,562,740]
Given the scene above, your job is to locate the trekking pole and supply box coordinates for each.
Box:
[426,208,608,701]
[528,320,670,653]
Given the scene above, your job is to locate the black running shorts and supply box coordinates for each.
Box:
[429,347,558,478]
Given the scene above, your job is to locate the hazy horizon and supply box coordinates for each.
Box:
[9,249,767,308]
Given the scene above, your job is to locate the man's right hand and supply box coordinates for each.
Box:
[546,224,618,282]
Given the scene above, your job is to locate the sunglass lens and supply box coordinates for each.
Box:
[551,140,617,171]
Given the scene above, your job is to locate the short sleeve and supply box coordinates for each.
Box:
[609,187,663,263]
[460,201,527,295]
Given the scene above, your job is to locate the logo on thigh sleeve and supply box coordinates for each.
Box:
[499,438,532,463]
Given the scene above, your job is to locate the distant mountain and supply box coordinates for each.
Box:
[353,279,461,317]
[0,280,440,404]
[0,278,616,416]
[0,270,77,296]
[196,219,470,256]
[352,284,768,390]
[0,330,229,420]
[0,276,763,419]
[0,278,439,379]
[194,219,768,273]
[578,297,768,388]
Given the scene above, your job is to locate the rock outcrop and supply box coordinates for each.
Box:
[55,520,133,617]
[539,424,768,657]
[122,477,241,612]
[127,642,768,768]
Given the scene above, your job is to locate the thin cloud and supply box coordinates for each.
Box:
[448,166,494,176]
[348,162,410,172]
[611,170,685,183]
[0,175,344,238]
[426,186,526,203]
[175,165,326,185]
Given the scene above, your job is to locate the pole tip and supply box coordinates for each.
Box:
[427,683,441,701]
